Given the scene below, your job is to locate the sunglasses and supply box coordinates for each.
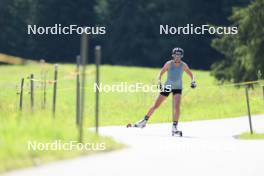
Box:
[172,54,183,58]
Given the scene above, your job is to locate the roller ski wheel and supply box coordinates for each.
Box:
[172,130,183,137]
[126,123,146,128]
[126,123,133,128]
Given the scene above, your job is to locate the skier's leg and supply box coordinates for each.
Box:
[131,94,167,128]
[146,94,168,118]
[172,91,182,136]
[173,93,181,122]
[129,88,169,128]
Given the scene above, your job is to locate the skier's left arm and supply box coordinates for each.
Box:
[183,63,196,88]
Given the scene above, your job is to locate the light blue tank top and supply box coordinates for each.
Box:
[164,61,184,90]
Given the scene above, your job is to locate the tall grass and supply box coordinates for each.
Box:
[0,63,124,172]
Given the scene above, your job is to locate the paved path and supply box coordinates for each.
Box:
[3,115,264,176]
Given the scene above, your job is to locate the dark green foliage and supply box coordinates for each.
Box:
[0,0,250,69]
[211,0,264,82]
[96,0,250,68]
[0,0,96,62]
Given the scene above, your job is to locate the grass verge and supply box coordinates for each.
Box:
[238,132,264,140]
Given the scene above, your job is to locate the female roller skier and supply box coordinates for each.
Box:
[129,47,196,136]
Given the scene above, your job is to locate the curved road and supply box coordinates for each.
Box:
[4,115,264,176]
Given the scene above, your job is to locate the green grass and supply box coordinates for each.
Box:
[0,116,123,172]
[0,63,125,172]
[239,132,264,140]
[0,62,264,172]
[0,63,263,125]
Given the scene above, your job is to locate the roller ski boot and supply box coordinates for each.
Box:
[172,124,183,137]
[127,117,148,128]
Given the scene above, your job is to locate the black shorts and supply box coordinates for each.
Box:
[160,88,182,97]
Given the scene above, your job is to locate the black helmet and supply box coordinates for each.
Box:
[172,47,184,58]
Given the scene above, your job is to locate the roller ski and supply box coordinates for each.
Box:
[172,130,183,137]
[127,116,148,128]
[172,122,183,137]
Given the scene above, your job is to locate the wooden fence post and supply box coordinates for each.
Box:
[30,74,34,111]
[43,72,47,109]
[19,78,24,111]
[245,85,253,134]
[52,64,58,117]
[76,55,81,126]
[95,46,101,134]
[262,85,264,100]
[40,59,46,109]
[79,32,88,143]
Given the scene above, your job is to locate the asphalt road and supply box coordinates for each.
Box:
[4,115,264,176]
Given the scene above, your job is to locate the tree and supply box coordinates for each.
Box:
[96,0,250,69]
[0,0,251,66]
[0,0,37,57]
[0,0,96,62]
[211,0,264,82]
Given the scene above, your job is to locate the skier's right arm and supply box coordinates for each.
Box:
[157,61,170,84]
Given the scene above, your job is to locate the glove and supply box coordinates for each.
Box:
[191,81,196,89]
